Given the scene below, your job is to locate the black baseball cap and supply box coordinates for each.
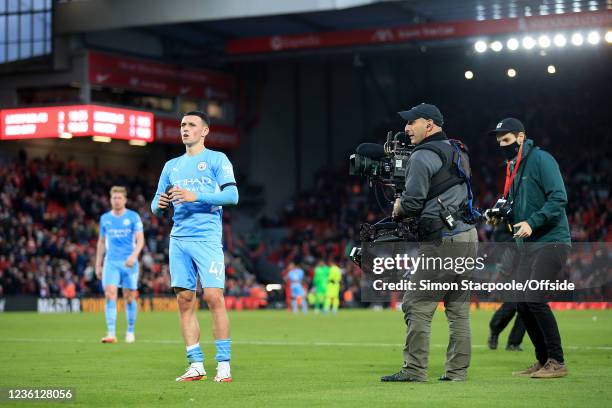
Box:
[488,117,525,136]
[398,103,444,126]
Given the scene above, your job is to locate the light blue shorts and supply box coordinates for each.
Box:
[169,238,225,290]
[102,259,139,290]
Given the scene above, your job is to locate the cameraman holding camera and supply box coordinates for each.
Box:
[488,118,570,379]
[381,103,478,382]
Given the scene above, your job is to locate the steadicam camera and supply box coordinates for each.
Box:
[348,131,418,267]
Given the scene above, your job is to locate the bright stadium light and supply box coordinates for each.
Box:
[507,68,517,78]
[490,41,503,52]
[474,40,487,53]
[571,33,584,46]
[547,65,556,74]
[553,34,567,47]
[522,36,536,49]
[587,31,601,45]
[606,31,612,43]
[538,35,551,48]
[464,70,474,80]
[507,38,519,51]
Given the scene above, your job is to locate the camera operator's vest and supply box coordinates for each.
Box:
[411,138,472,201]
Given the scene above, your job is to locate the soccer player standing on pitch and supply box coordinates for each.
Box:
[96,186,144,344]
[151,111,238,382]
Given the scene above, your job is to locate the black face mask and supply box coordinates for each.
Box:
[500,141,520,161]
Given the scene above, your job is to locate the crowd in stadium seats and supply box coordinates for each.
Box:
[0,91,609,304]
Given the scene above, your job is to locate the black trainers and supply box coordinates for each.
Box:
[488,333,499,350]
[506,344,523,351]
[381,370,425,382]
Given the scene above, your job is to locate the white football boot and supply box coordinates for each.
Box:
[214,361,232,382]
[176,363,207,382]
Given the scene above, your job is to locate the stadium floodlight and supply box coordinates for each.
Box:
[474,40,487,53]
[587,31,601,45]
[464,70,474,80]
[522,36,536,49]
[507,38,519,51]
[507,68,517,78]
[538,35,551,48]
[490,41,503,52]
[547,65,556,74]
[606,31,612,44]
[571,33,584,46]
[553,34,567,47]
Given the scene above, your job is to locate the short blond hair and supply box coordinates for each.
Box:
[109,186,127,197]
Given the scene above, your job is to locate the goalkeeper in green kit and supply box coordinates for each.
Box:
[324,259,341,314]
[312,260,329,313]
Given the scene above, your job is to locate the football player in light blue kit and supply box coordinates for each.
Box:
[151,111,238,382]
[287,263,308,313]
[95,186,144,344]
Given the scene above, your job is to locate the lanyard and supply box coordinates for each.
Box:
[503,143,524,198]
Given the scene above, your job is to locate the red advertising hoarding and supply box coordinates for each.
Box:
[226,10,612,55]
[155,117,239,149]
[0,105,154,142]
[88,51,235,101]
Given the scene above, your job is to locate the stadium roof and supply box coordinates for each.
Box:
[138,0,610,46]
[56,0,611,62]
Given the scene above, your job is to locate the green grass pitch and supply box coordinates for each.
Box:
[1,308,611,407]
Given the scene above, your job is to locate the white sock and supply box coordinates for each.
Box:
[217,361,230,372]
[191,362,204,372]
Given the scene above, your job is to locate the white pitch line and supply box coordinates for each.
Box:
[0,337,611,350]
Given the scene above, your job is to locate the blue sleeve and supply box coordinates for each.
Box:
[99,215,106,238]
[151,162,171,216]
[133,212,144,233]
[195,185,239,206]
[214,153,236,187]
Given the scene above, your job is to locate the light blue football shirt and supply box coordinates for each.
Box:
[99,209,143,262]
[288,267,305,291]
[153,148,236,242]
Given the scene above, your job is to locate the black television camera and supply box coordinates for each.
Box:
[349,131,414,195]
[348,131,418,266]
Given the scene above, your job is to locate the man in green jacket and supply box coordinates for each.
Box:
[489,118,571,379]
